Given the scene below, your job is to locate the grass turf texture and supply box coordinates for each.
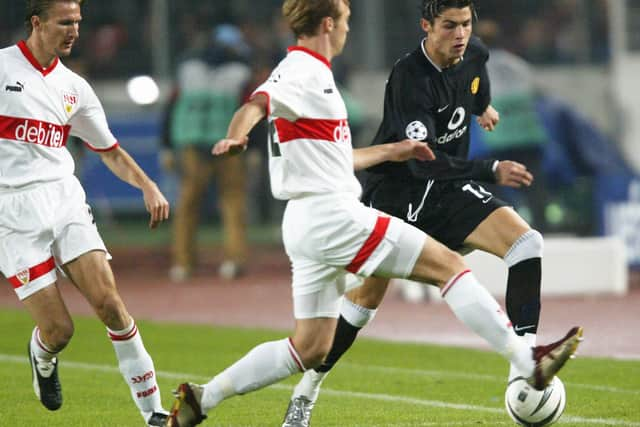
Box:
[0,308,638,426]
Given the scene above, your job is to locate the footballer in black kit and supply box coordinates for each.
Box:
[283,2,549,423]
[362,35,506,251]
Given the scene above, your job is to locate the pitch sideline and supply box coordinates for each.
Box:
[0,353,638,426]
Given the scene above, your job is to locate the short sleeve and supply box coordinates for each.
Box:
[252,64,305,122]
[68,79,118,151]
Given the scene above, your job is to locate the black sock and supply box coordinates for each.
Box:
[315,315,361,373]
[506,258,542,336]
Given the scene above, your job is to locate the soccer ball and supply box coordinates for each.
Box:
[505,376,566,426]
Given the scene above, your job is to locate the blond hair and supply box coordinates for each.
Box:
[282,0,349,38]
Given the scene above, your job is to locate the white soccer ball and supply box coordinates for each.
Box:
[505,376,566,426]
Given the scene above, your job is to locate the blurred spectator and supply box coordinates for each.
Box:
[474,20,549,230]
[162,24,251,282]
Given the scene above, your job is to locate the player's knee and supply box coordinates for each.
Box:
[40,320,74,351]
[297,339,333,369]
[504,229,544,267]
[411,243,467,287]
[93,290,128,327]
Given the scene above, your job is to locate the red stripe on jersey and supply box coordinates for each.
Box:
[0,115,70,148]
[274,118,349,144]
[17,40,59,76]
[7,257,56,289]
[346,215,391,274]
[83,141,119,152]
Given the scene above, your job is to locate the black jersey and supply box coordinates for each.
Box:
[367,36,497,182]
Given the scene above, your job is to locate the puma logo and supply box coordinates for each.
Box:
[5,81,24,92]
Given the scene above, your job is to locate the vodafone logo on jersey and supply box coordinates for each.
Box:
[0,115,71,148]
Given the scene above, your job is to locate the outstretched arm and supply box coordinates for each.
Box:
[99,146,170,229]
[212,94,268,156]
[354,139,435,171]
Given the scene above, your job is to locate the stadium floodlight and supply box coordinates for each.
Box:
[126,75,160,105]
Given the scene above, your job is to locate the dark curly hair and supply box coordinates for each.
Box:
[421,0,476,23]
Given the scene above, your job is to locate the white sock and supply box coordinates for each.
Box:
[108,320,164,420]
[509,333,537,381]
[441,270,534,376]
[30,327,57,361]
[340,297,377,328]
[201,338,304,413]
[292,369,328,404]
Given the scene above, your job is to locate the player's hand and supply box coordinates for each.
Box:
[494,160,533,188]
[212,136,249,156]
[142,182,170,229]
[390,139,436,162]
[477,105,499,131]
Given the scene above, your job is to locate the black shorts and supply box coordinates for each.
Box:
[361,177,509,251]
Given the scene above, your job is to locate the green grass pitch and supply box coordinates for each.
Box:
[0,308,638,426]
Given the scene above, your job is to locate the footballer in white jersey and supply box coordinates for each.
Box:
[253,46,361,200]
[0,41,117,189]
[1,1,170,424]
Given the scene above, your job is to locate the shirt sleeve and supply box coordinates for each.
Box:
[473,64,491,116]
[68,79,118,151]
[251,64,304,122]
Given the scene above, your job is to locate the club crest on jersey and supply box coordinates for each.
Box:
[471,77,480,95]
[63,92,78,114]
[406,121,428,141]
[16,269,30,285]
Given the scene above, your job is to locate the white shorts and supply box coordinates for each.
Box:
[0,176,109,300]
[282,193,426,319]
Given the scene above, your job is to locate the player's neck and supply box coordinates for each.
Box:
[296,37,334,63]
[423,39,461,69]
[25,37,57,69]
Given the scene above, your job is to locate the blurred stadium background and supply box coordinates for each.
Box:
[2,0,640,290]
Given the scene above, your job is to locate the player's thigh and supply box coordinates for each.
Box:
[408,234,467,288]
[63,250,116,296]
[62,251,128,324]
[464,206,532,257]
[345,276,390,309]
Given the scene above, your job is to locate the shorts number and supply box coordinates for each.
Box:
[462,183,493,201]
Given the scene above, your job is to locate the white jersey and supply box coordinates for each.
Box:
[0,41,118,189]
[252,46,361,200]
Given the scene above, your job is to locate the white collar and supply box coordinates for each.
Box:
[420,37,463,72]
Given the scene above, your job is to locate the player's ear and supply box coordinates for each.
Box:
[31,15,42,32]
[420,18,431,34]
[323,16,335,33]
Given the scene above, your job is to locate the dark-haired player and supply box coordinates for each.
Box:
[282,1,564,425]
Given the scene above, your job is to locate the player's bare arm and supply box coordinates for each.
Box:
[99,146,170,228]
[212,94,268,156]
[353,139,436,171]
[477,104,500,131]
[494,160,534,188]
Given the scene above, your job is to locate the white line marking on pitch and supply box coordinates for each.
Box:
[1,354,638,426]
